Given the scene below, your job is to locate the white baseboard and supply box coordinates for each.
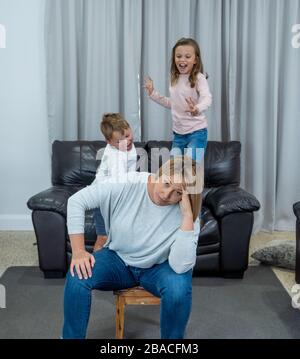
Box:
[0,215,33,231]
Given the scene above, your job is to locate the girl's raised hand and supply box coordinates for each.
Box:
[143,76,154,96]
[185,97,199,116]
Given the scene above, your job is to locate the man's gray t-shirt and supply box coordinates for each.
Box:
[67,172,200,273]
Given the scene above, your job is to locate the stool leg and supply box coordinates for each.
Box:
[116,296,125,339]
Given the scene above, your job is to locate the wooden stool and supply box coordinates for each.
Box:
[113,286,160,339]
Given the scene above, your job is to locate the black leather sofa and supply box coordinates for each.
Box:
[293,202,300,283]
[27,140,260,279]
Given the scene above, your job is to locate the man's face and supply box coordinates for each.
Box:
[108,128,133,152]
[152,174,183,206]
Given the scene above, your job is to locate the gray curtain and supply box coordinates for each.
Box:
[225,0,300,231]
[45,0,300,231]
[45,0,142,141]
[141,0,226,141]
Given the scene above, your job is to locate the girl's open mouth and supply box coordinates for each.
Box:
[178,64,188,71]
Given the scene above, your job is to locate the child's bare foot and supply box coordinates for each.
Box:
[93,235,108,252]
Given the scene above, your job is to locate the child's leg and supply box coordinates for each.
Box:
[186,128,208,162]
[94,235,107,252]
[170,132,188,157]
[93,208,107,251]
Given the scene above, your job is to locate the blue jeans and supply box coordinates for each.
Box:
[171,128,208,162]
[62,248,192,339]
[93,208,107,235]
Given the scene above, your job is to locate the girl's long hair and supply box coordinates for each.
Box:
[170,38,208,88]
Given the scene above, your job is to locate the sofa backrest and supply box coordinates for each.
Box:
[52,140,240,187]
[146,140,241,187]
[205,141,241,187]
[51,140,147,186]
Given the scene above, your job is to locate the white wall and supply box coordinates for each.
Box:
[0,0,51,230]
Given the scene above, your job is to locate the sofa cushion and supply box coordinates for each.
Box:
[204,141,241,187]
[251,239,296,270]
[52,140,241,187]
[198,206,221,246]
[146,141,172,173]
[52,141,106,186]
[52,140,147,186]
[293,201,300,221]
[146,140,241,187]
[27,186,80,217]
[204,185,260,218]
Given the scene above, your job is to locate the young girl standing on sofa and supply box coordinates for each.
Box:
[144,37,212,163]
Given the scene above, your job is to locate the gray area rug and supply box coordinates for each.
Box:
[0,266,299,339]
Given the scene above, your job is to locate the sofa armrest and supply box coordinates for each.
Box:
[204,185,260,219]
[293,202,300,221]
[27,186,79,217]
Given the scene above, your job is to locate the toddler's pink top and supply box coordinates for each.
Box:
[150,72,212,135]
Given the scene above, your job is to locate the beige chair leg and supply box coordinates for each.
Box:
[116,296,125,339]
